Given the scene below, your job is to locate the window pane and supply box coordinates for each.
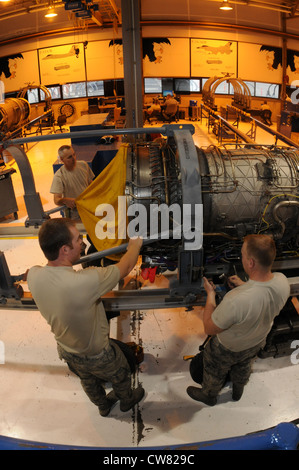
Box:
[144,78,162,94]
[87,81,104,96]
[62,82,87,99]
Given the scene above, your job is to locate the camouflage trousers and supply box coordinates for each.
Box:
[57,339,132,408]
[202,336,265,398]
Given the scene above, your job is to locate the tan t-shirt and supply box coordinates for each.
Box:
[27,264,120,355]
[50,161,94,219]
[212,272,290,352]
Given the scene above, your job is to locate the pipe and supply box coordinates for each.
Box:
[2,19,299,49]
[74,227,183,265]
[1,124,195,147]
[273,200,299,236]
[17,85,52,112]
[227,105,299,149]
[201,103,258,146]
[140,21,299,41]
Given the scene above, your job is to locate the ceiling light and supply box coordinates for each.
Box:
[220,0,233,10]
[45,6,58,17]
[45,1,58,17]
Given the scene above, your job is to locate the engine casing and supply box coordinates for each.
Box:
[125,139,299,271]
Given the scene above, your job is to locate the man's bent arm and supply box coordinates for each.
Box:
[116,238,143,279]
[54,193,76,209]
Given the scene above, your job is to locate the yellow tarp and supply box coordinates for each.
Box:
[76,143,129,259]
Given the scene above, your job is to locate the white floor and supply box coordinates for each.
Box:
[0,118,298,450]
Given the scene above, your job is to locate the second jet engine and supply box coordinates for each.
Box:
[0,98,30,138]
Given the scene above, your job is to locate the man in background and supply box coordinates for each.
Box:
[260,101,272,125]
[162,94,178,122]
[50,145,94,221]
[145,98,161,123]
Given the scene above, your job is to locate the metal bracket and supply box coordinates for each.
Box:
[168,128,204,295]
[0,252,23,301]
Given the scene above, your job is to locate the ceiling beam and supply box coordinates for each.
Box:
[289,0,299,17]
[0,1,65,21]
[108,0,122,23]
[91,11,104,26]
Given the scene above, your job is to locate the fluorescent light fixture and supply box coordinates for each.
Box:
[45,5,57,17]
[220,0,233,10]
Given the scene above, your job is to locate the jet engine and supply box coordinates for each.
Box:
[0,98,30,138]
[2,125,298,358]
[125,135,299,285]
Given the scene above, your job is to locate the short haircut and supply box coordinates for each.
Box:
[244,234,276,268]
[58,145,72,159]
[38,218,75,261]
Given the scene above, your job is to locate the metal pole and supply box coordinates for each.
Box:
[74,228,182,265]
[121,0,143,129]
[2,124,195,146]
[280,13,288,112]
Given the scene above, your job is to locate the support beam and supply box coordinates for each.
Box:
[91,11,103,27]
[108,0,122,22]
[121,0,143,129]
[280,13,288,112]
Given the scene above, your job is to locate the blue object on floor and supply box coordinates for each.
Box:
[0,422,297,450]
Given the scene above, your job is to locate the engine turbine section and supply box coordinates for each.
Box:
[125,139,184,278]
[125,138,299,283]
[198,145,299,258]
